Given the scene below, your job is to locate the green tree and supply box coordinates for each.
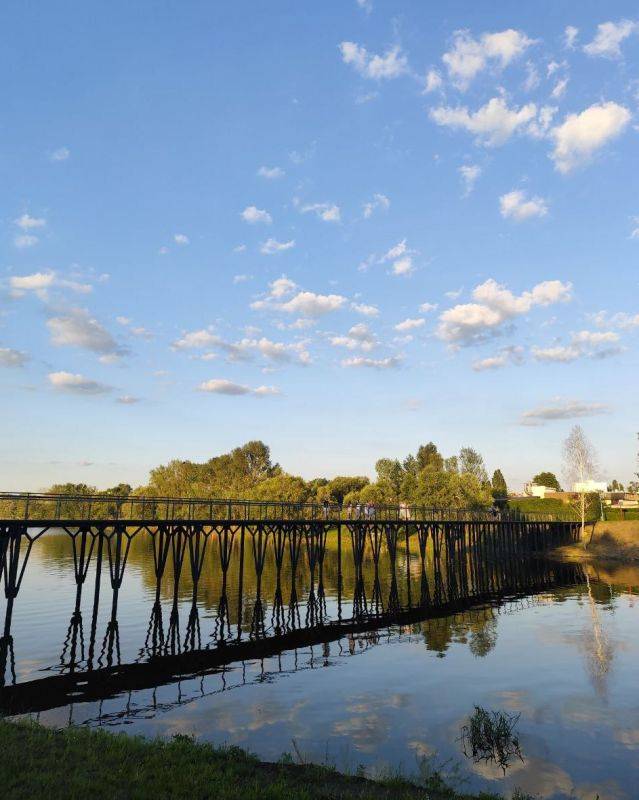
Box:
[412,468,492,509]
[491,469,508,503]
[444,456,459,474]
[375,458,404,499]
[459,447,488,484]
[532,471,561,491]
[607,479,624,492]
[416,442,444,472]
[250,474,309,503]
[320,476,369,504]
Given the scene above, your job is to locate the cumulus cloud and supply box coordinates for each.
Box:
[0,347,29,367]
[550,101,631,173]
[430,97,538,147]
[564,26,579,49]
[473,345,524,371]
[583,20,637,58]
[520,399,609,425]
[234,337,311,364]
[9,271,56,295]
[419,302,438,313]
[15,213,46,230]
[395,317,425,332]
[339,41,409,80]
[260,238,295,255]
[592,310,639,330]
[280,291,346,316]
[532,329,622,363]
[241,205,272,224]
[459,164,482,196]
[500,189,549,221]
[341,355,402,369]
[301,202,341,222]
[442,29,535,90]
[50,146,70,162]
[362,193,390,219]
[437,278,572,346]
[424,69,443,93]
[172,329,218,350]
[14,234,39,248]
[379,238,417,276]
[351,302,379,317]
[331,323,377,351]
[173,233,189,245]
[47,308,126,359]
[48,371,112,395]
[257,165,285,179]
[551,77,569,100]
[198,378,280,397]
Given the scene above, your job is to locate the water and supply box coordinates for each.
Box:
[1,529,638,800]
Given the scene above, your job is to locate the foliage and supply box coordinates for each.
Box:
[459,707,523,774]
[250,474,309,503]
[532,471,561,491]
[508,496,599,522]
[410,469,492,509]
[459,448,488,484]
[563,425,599,541]
[607,479,625,492]
[317,476,370,505]
[0,720,519,800]
[375,458,404,499]
[491,470,507,503]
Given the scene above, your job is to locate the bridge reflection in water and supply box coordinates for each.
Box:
[0,515,582,719]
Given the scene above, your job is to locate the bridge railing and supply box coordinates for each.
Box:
[0,491,558,523]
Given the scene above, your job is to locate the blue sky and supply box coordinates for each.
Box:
[1,1,638,491]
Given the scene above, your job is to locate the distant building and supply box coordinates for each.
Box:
[572,479,607,493]
[523,483,557,499]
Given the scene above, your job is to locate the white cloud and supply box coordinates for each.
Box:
[198,378,280,397]
[15,213,46,230]
[174,233,189,245]
[583,20,637,59]
[233,274,252,284]
[241,206,272,224]
[473,345,524,371]
[532,330,622,363]
[356,0,372,13]
[257,165,285,179]
[391,256,414,276]
[459,164,481,196]
[0,347,28,367]
[280,291,346,316]
[550,101,631,173]
[395,317,425,332]
[158,246,169,255]
[172,329,218,350]
[260,238,295,255]
[362,193,390,219]
[521,399,609,425]
[341,355,402,369]
[339,41,409,80]
[437,278,572,346]
[523,61,540,92]
[593,310,639,330]
[351,302,379,317]
[499,189,549,221]
[331,322,377,352]
[301,202,341,222]
[9,271,55,293]
[564,26,579,49]
[234,336,311,364]
[551,77,569,100]
[48,371,111,395]
[47,308,125,358]
[269,276,297,298]
[50,146,70,162]
[424,69,443,93]
[233,244,247,253]
[14,234,39,249]
[117,395,140,405]
[419,302,438,313]
[442,29,535,90]
[430,97,538,147]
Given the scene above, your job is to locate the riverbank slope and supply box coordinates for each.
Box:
[554,520,639,563]
[0,720,529,800]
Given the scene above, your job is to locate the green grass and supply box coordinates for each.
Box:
[0,720,531,800]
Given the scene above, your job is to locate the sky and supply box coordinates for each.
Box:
[1,0,638,492]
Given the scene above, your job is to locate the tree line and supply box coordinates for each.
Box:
[26,440,509,510]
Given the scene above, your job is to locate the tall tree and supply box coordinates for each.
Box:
[375,458,404,499]
[459,447,488,484]
[532,471,561,491]
[491,469,508,503]
[563,425,599,543]
[416,442,444,472]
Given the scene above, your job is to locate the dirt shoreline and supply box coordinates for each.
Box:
[553,520,639,565]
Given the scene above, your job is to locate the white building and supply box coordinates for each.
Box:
[572,479,607,493]
[524,483,556,499]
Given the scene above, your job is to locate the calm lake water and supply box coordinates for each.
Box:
[1,529,638,800]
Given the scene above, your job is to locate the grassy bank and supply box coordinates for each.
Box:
[555,520,639,563]
[0,720,531,800]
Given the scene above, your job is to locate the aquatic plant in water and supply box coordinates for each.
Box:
[459,706,523,773]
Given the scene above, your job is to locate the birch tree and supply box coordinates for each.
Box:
[562,425,598,544]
